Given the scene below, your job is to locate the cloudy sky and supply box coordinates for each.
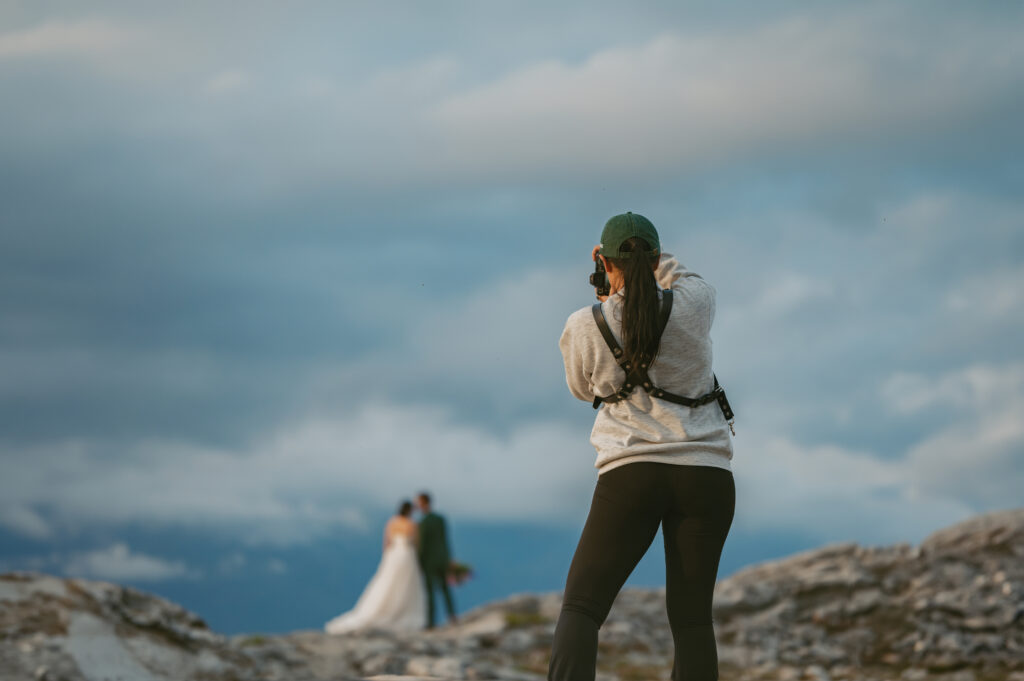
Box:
[2,1,1022,631]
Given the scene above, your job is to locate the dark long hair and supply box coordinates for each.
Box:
[609,237,661,372]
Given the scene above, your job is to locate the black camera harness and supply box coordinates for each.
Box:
[591,288,736,434]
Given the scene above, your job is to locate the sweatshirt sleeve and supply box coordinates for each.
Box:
[655,251,702,288]
[657,251,716,330]
[559,310,596,402]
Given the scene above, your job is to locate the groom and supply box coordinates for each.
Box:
[416,491,457,628]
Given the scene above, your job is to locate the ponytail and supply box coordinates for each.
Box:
[609,237,661,372]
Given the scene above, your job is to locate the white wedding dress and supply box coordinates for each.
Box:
[324,533,427,634]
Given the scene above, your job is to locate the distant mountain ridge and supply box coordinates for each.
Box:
[1,508,1022,681]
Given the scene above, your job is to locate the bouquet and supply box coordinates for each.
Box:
[447,560,474,586]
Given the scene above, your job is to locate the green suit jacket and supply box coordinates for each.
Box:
[418,512,451,571]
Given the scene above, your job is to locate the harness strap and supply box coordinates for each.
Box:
[590,289,736,431]
[590,288,673,362]
[655,288,673,350]
[590,300,625,362]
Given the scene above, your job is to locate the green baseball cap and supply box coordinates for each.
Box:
[599,212,661,259]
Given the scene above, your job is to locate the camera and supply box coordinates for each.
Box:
[589,258,610,298]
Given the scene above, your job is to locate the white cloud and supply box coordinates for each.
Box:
[2,245,1020,550]
[251,403,594,526]
[723,269,835,323]
[365,56,460,100]
[881,363,1024,415]
[404,268,581,399]
[63,543,192,582]
[733,360,1024,544]
[886,363,1024,510]
[429,11,1024,179]
[0,265,593,544]
[0,504,52,539]
[203,69,252,95]
[755,273,832,315]
[2,358,1020,549]
[296,262,590,413]
[217,552,247,574]
[4,370,1018,549]
[886,194,956,236]
[946,266,1024,321]
[5,7,1019,191]
[0,20,141,59]
[907,416,1023,512]
[734,432,973,545]
[0,402,595,545]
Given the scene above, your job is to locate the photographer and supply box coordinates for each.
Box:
[549,212,735,681]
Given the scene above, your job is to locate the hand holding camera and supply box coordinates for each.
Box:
[589,244,610,300]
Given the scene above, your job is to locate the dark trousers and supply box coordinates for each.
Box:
[423,565,456,627]
[548,463,735,681]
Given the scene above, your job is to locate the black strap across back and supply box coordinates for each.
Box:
[590,289,735,432]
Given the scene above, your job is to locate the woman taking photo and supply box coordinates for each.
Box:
[549,212,735,681]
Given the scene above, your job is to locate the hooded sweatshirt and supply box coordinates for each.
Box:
[558,252,733,475]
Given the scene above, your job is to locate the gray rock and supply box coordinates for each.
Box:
[361,653,409,676]
[4,507,1024,681]
[405,654,468,678]
[497,629,537,653]
[490,667,545,681]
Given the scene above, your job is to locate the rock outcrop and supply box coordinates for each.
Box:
[713,508,1024,680]
[1,508,1022,681]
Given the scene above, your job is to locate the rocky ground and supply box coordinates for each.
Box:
[1,508,1022,681]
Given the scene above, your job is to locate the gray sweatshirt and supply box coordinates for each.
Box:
[559,252,734,475]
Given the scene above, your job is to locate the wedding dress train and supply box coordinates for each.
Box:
[324,534,427,634]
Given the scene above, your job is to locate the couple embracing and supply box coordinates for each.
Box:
[324,492,457,634]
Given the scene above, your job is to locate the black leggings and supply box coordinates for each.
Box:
[548,463,735,681]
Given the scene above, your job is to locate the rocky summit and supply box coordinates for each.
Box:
[2,509,1022,681]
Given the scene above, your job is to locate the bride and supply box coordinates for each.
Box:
[324,500,427,634]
